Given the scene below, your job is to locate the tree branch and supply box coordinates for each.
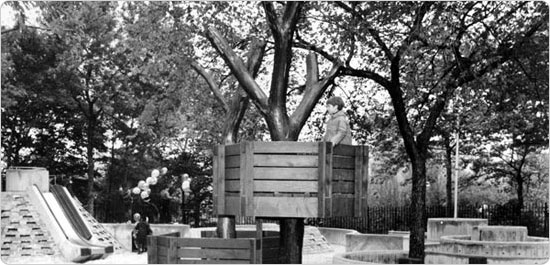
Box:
[205,27,269,114]
[290,52,341,132]
[189,61,229,112]
[335,1,394,61]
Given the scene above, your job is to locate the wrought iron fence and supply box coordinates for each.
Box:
[94,201,548,238]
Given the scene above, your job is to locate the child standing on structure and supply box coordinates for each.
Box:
[324,96,352,146]
[132,213,152,254]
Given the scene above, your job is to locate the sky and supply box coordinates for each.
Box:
[1,2,16,28]
[1,2,41,29]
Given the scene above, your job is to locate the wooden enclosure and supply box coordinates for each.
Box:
[201,230,280,264]
[147,232,261,264]
[212,141,369,218]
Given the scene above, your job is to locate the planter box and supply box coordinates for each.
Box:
[212,141,369,218]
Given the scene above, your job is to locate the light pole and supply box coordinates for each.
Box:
[453,94,460,218]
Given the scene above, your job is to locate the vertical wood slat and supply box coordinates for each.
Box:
[256,219,263,264]
[362,146,369,218]
[317,142,326,217]
[249,239,257,264]
[325,142,333,217]
[148,235,158,264]
[167,237,177,264]
[354,146,362,217]
[240,142,254,217]
[213,145,226,215]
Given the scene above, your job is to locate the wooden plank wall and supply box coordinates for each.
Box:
[213,141,369,218]
[200,230,280,264]
[332,144,369,217]
[147,232,181,264]
[252,142,320,217]
[148,233,260,264]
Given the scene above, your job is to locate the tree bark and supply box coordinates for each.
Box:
[86,112,96,215]
[408,154,427,261]
[278,218,304,264]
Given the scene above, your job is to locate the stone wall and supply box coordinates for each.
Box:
[317,227,358,246]
[427,218,488,242]
[333,250,409,264]
[425,234,549,264]
[101,223,192,250]
[345,233,409,252]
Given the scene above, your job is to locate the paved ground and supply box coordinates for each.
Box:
[5,245,346,264]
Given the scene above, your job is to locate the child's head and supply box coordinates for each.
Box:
[133,213,141,222]
[327,97,345,111]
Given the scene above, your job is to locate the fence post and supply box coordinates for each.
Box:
[167,237,177,264]
[147,235,158,264]
[256,218,263,264]
[545,203,549,237]
[240,141,254,217]
[318,142,327,217]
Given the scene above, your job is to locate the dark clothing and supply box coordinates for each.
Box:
[141,200,159,224]
[159,188,172,223]
[133,221,152,253]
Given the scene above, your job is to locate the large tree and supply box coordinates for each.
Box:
[39,2,123,212]
[297,1,548,260]
[205,2,343,263]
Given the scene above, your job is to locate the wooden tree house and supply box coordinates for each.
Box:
[212,141,369,218]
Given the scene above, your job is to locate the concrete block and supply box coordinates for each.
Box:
[427,218,488,242]
[473,226,527,242]
[345,233,407,252]
[6,168,49,192]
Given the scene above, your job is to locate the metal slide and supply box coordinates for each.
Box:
[50,185,114,256]
[28,185,113,262]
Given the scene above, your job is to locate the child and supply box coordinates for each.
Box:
[132,213,152,254]
[323,96,352,146]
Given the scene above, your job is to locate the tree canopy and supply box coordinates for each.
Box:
[1,1,547,262]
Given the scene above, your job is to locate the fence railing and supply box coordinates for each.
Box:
[307,203,549,237]
[200,203,548,238]
[97,202,548,238]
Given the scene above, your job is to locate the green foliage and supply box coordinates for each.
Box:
[1,2,548,236]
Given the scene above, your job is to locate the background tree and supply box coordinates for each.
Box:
[300,1,549,260]
[38,2,125,212]
[1,25,86,176]
[205,2,344,263]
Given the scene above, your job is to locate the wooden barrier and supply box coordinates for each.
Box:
[200,230,280,264]
[212,141,369,218]
[147,232,261,264]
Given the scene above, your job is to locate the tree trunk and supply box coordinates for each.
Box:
[278,218,304,264]
[408,155,427,262]
[516,171,524,222]
[87,115,96,215]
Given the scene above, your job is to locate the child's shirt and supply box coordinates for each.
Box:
[324,110,352,145]
[134,221,152,238]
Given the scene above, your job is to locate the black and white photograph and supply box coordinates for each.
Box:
[1,1,548,264]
